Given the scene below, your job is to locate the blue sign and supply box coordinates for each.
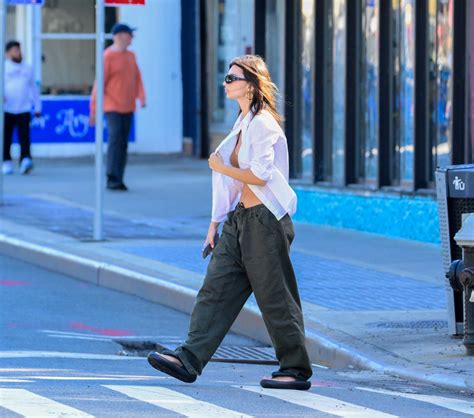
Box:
[7,0,43,4]
[13,98,135,144]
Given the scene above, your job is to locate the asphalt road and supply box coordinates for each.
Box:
[1,254,473,417]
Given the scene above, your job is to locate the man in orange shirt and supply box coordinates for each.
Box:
[90,23,146,191]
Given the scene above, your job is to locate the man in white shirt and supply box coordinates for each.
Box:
[2,40,41,175]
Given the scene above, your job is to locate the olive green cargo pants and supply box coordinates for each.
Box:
[174,204,312,381]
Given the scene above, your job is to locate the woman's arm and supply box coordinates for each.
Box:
[208,153,266,186]
[205,221,220,248]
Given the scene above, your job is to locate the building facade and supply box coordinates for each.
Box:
[5,0,473,243]
[184,0,473,243]
[6,0,182,157]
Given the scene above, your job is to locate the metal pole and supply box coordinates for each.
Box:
[32,3,41,84]
[94,0,105,240]
[0,0,6,206]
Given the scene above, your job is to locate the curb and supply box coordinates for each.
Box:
[1,234,472,393]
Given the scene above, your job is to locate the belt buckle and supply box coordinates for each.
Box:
[238,202,245,209]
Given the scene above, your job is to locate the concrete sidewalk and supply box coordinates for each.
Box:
[0,156,472,392]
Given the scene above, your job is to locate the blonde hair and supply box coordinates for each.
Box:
[229,55,284,125]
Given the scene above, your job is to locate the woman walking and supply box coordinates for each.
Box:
[148,55,312,390]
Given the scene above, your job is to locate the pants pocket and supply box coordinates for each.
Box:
[254,209,277,236]
[280,215,295,246]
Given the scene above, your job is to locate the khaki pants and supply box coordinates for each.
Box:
[174,204,312,381]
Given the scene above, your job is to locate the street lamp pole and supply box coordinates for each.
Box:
[94,0,105,240]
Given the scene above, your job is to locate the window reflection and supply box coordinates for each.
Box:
[213,0,239,126]
[301,0,315,178]
[428,0,453,177]
[42,0,95,33]
[42,40,95,95]
[39,1,117,95]
[209,0,255,129]
[265,0,285,115]
[392,0,415,185]
[470,1,474,163]
[360,0,379,182]
[6,6,16,40]
[331,0,346,184]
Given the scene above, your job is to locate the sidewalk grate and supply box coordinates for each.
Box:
[114,337,277,365]
[366,320,448,329]
[212,346,277,365]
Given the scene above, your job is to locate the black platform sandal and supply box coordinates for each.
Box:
[147,350,197,383]
[260,371,311,391]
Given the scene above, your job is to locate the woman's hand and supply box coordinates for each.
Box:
[208,152,225,173]
[204,222,219,249]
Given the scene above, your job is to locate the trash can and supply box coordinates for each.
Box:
[436,164,474,335]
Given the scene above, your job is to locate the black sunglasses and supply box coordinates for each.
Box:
[224,74,246,84]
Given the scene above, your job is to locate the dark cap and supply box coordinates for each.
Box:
[111,23,136,35]
[5,40,20,52]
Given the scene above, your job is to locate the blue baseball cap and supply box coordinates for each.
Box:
[111,23,136,35]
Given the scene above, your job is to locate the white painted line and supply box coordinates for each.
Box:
[0,378,34,383]
[356,387,474,416]
[46,335,112,342]
[40,329,110,337]
[104,385,252,418]
[0,370,159,379]
[40,330,112,341]
[0,368,67,372]
[240,386,398,418]
[0,388,93,417]
[93,374,166,379]
[0,351,143,360]
[110,335,183,339]
[311,363,329,369]
[20,375,166,381]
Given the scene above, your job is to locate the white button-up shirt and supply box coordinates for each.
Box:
[211,109,297,223]
[4,59,41,114]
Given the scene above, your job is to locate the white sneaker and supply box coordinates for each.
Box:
[20,158,33,175]
[2,161,14,175]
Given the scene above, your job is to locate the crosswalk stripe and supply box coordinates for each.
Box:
[40,330,112,341]
[0,388,93,417]
[0,351,143,360]
[356,387,474,416]
[239,386,398,418]
[19,375,165,381]
[46,335,112,342]
[0,379,34,383]
[104,385,252,418]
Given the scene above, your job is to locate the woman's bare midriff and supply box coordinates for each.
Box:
[240,184,262,208]
[230,132,263,209]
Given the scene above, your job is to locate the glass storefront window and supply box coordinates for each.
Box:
[42,0,95,33]
[208,0,255,130]
[392,0,415,185]
[330,0,346,185]
[428,0,453,178]
[40,3,117,95]
[6,6,16,40]
[265,0,285,115]
[469,1,474,163]
[359,0,379,182]
[301,0,315,179]
[42,40,95,95]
